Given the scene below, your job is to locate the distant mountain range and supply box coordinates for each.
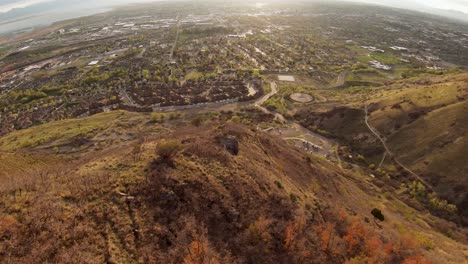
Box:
[341,1,468,22]
[428,8,468,23]
[0,0,467,36]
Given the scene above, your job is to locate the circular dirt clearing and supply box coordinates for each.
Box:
[290,93,313,103]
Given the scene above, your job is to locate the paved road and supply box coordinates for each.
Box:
[119,87,138,107]
[255,82,277,107]
[255,82,287,122]
[330,70,349,88]
[136,48,147,58]
[169,15,180,62]
[255,82,336,155]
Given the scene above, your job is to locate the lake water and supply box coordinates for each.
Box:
[0,1,113,36]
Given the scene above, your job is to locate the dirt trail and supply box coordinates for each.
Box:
[364,103,432,188]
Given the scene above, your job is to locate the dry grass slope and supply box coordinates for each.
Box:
[294,73,468,223]
[0,111,466,263]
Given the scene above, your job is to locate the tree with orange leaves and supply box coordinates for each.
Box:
[364,234,385,264]
[283,213,314,262]
[284,214,306,251]
[317,223,335,252]
[183,236,231,264]
[384,241,394,256]
[343,218,366,255]
[183,240,214,264]
[247,215,272,245]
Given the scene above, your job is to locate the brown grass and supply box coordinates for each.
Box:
[0,114,465,263]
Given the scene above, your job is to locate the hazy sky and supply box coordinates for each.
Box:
[347,0,468,13]
[0,0,159,13]
[0,0,50,13]
[0,0,467,13]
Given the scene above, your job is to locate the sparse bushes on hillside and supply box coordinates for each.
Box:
[184,137,230,164]
[0,120,458,263]
[279,209,433,264]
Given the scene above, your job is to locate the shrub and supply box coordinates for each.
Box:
[290,193,299,203]
[274,181,284,189]
[151,113,166,123]
[217,136,239,155]
[168,112,181,120]
[371,208,385,221]
[156,140,182,163]
[191,116,203,127]
[247,215,272,244]
[229,115,241,123]
[357,154,367,163]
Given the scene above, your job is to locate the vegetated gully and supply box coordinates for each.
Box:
[363,102,432,189]
[256,81,431,187]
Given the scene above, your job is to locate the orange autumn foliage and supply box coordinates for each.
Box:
[183,240,221,264]
[318,223,335,251]
[343,218,366,254]
[403,255,434,264]
[284,214,306,251]
[248,215,272,244]
[365,235,383,255]
[384,241,394,255]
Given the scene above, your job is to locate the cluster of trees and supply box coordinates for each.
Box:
[180,26,230,39]
[81,67,111,85]
[2,84,67,105]
[8,89,47,104]
[407,181,457,218]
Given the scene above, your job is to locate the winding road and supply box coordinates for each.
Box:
[255,82,336,156]
[255,82,285,122]
[330,70,349,88]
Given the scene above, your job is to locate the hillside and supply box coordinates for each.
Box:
[294,72,468,222]
[0,110,466,263]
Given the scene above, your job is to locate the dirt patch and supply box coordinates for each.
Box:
[290,93,313,103]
